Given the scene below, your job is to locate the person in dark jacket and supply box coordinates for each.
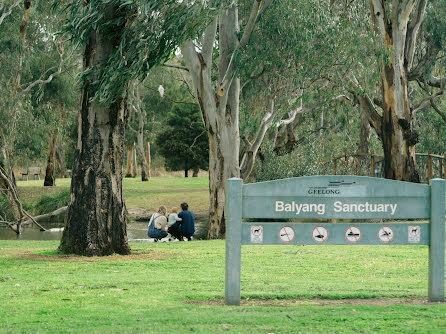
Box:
[168,202,195,241]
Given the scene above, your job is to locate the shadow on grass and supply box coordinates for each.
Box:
[8,248,177,262]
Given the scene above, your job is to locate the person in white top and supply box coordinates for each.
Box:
[168,207,182,226]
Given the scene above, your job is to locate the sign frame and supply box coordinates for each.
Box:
[225,176,445,305]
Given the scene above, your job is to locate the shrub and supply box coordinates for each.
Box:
[32,190,70,215]
[252,141,324,182]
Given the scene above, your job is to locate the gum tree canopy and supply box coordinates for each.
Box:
[59,0,216,256]
[156,103,209,177]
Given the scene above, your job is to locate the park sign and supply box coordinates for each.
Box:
[225,175,445,305]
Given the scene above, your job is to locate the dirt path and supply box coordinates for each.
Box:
[185,296,433,307]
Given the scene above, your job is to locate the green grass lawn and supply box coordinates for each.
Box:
[1,240,446,333]
[17,176,210,213]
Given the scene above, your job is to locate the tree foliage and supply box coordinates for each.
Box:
[60,0,223,105]
[156,103,208,176]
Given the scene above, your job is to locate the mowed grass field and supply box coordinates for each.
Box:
[1,240,446,333]
[16,176,210,213]
[4,176,446,332]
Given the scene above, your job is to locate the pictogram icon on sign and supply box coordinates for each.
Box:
[408,225,421,243]
[279,226,295,243]
[312,226,328,243]
[250,225,263,244]
[345,226,361,243]
[378,226,394,243]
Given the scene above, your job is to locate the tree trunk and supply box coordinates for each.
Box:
[132,143,137,177]
[145,141,151,178]
[137,126,149,182]
[185,169,189,178]
[381,60,419,182]
[192,168,199,177]
[59,4,131,256]
[182,2,266,238]
[368,0,422,182]
[44,136,56,186]
[125,146,133,177]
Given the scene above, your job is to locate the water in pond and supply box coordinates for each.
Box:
[0,221,151,241]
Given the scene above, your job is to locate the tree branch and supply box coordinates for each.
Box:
[256,0,274,23]
[426,75,446,89]
[408,36,441,82]
[0,0,20,26]
[357,94,383,139]
[0,166,47,232]
[241,65,267,91]
[162,63,189,72]
[412,90,443,113]
[201,15,218,66]
[430,99,446,123]
[369,0,387,38]
[22,41,66,94]
[239,0,262,48]
[240,98,278,181]
[218,0,266,95]
[189,130,206,149]
[21,206,68,227]
[405,0,427,71]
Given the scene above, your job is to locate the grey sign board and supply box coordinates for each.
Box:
[225,176,445,305]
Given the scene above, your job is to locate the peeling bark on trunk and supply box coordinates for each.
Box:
[59,4,130,256]
[367,0,424,182]
[44,136,56,186]
[182,2,268,238]
[182,9,240,239]
[381,59,419,182]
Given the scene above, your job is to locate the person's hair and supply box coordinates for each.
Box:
[171,207,178,213]
[157,205,167,216]
[180,202,188,211]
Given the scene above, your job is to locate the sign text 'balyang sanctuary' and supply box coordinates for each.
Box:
[275,201,398,215]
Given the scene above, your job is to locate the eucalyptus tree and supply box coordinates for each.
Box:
[0,0,73,228]
[351,0,446,181]
[58,0,217,255]
[181,0,276,238]
[181,0,371,238]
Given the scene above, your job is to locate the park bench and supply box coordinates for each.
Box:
[21,167,42,181]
